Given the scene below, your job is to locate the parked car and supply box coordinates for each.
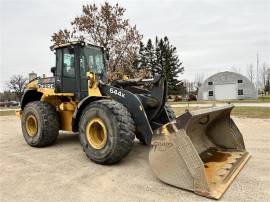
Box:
[0,101,19,107]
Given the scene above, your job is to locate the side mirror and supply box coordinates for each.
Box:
[51,67,56,75]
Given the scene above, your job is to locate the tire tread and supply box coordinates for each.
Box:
[80,100,135,164]
[22,101,59,147]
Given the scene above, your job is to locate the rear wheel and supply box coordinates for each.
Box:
[79,100,135,164]
[21,101,60,147]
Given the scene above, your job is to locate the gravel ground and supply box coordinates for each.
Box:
[0,116,269,202]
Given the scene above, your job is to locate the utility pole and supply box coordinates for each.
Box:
[256,52,259,93]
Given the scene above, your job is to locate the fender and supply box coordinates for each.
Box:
[72,96,108,132]
[100,84,153,145]
[20,89,43,109]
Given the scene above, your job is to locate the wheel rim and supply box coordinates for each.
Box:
[86,118,107,149]
[26,115,38,137]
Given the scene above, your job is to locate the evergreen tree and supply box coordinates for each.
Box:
[136,41,147,69]
[136,36,185,95]
[136,40,155,71]
[145,39,156,74]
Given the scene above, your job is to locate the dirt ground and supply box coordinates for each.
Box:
[0,116,269,202]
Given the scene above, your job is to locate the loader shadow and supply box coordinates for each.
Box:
[54,132,79,146]
[122,140,151,163]
[53,133,150,163]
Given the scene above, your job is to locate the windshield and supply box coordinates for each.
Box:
[80,45,106,78]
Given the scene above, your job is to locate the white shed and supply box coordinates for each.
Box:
[198,71,257,100]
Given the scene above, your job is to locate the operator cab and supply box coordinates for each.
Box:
[51,41,107,100]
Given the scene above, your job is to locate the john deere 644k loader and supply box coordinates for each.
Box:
[18,41,250,199]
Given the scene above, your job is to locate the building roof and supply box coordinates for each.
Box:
[205,71,247,81]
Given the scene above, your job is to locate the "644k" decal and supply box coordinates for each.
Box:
[109,88,125,98]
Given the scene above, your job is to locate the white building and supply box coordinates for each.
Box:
[198,71,257,100]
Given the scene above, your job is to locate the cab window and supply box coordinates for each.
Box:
[80,46,105,78]
[63,48,75,78]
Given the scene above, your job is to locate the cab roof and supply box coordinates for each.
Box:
[50,41,103,51]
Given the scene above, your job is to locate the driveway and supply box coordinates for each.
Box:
[0,116,269,201]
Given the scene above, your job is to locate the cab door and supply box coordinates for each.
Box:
[55,47,79,95]
[62,48,77,93]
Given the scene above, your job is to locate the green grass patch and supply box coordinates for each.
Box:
[231,107,270,119]
[0,110,17,116]
[172,106,270,119]
[258,95,270,102]
[172,107,206,116]
[169,95,270,104]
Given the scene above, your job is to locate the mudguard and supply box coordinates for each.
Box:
[72,96,108,132]
[20,89,43,109]
[100,84,153,145]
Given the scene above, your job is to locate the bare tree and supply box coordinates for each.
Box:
[231,66,242,74]
[260,63,269,94]
[265,68,270,94]
[193,73,204,95]
[183,80,190,93]
[0,91,17,102]
[194,72,204,88]
[51,2,142,80]
[246,64,254,83]
[6,75,28,100]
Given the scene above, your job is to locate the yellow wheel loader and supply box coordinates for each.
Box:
[18,41,250,199]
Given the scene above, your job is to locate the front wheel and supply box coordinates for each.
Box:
[21,101,60,147]
[79,100,135,165]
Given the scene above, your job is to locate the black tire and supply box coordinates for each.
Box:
[165,103,176,120]
[21,101,60,147]
[79,100,135,165]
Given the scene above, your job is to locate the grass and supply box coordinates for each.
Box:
[231,107,270,119]
[168,95,270,104]
[0,110,17,116]
[1,105,269,119]
[172,106,270,119]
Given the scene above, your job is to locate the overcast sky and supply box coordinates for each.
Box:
[0,0,269,91]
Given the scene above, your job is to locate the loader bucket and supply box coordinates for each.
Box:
[149,104,250,199]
